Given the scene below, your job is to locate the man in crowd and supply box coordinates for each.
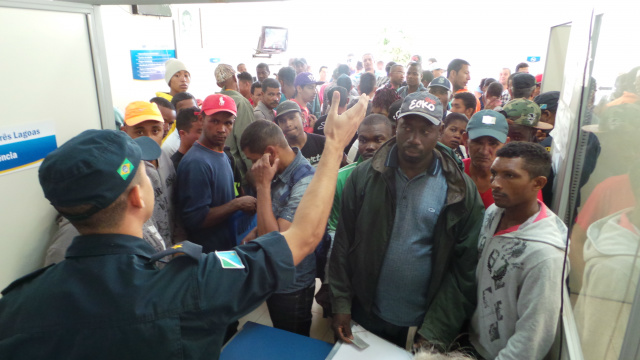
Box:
[422,70,434,88]
[462,110,510,209]
[293,58,308,75]
[484,82,504,110]
[275,100,326,167]
[510,73,537,100]
[328,114,393,236]
[121,101,177,247]
[439,112,469,160]
[156,58,190,101]
[314,86,348,136]
[240,120,318,336]
[237,63,247,73]
[170,106,202,170]
[397,62,427,98]
[447,58,471,93]
[256,63,270,83]
[253,78,280,122]
[161,92,198,158]
[448,58,481,113]
[278,66,297,103]
[428,76,453,119]
[499,67,512,105]
[318,66,328,82]
[534,91,561,149]
[0,91,369,359]
[357,72,377,100]
[451,92,477,120]
[503,98,551,142]
[515,62,530,73]
[330,92,484,350]
[149,97,176,139]
[176,94,256,253]
[431,62,445,78]
[385,64,405,90]
[238,71,254,104]
[215,64,256,180]
[292,72,324,133]
[250,81,263,109]
[470,142,566,360]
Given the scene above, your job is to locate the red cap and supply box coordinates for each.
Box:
[535,74,543,84]
[199,94,237,116]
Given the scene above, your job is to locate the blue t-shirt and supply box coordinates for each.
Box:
[176,142,237,253]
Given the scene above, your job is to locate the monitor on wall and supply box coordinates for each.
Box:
[257,26,288,54]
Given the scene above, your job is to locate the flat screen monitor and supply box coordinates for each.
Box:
[258,26,288,54]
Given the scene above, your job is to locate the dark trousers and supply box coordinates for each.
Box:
[351,299,409,348]
[266,283,315,336]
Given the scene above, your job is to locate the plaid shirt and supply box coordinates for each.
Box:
[501,89,511,105]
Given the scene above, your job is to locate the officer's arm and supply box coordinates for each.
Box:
[282,92,368,265]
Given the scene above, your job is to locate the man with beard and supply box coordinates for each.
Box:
[253,78,280,122]
[330,92,484,350]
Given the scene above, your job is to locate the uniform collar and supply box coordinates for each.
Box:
[65,233,156,259]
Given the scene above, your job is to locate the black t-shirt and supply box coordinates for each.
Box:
[171,151,185,171]
[301,133,325,167]
[313,115,328,136]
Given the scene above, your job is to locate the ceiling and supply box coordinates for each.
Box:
[56,0,279,4]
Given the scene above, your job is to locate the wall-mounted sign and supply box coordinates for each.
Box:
[210,58,221,63]
[527,56,541,62]
[130,49,176,80]
[0,121,57,176]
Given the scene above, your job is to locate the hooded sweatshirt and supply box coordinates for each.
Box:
[573,208,640,360]
[470,200,567,360]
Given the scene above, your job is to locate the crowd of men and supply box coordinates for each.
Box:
[0,53,573,360]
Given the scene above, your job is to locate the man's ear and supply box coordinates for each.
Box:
[178,129,186,138]
[128,184,144,209]
[532,175,547,191]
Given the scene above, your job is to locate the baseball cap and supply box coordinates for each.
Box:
[398,92,444,125]
[503,99,552,129]
[534,91,560,112]
[429,62,443,71]
[387,99,403,125]
[428,76,452,92]
[39,130,161,220]
[467,110,509,143]
[535,74,543,85]
[215,64,236,84]
[164,59,188,85]
[294,72,325,88]
[199,94,237,116]
[512,73,536,89]
[274,100,301,122]
[124,101,164,126]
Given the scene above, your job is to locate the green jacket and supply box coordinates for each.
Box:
[329,138,484,347]
[221,89,255,180]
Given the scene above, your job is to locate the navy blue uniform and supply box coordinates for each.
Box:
[0,232,294,360]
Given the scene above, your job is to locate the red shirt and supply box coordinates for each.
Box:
[463,158,543,209]
[291,99,313,133]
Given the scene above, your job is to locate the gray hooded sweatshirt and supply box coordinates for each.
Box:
[470,201,567,360]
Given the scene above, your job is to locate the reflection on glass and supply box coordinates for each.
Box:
[570,64,640,359]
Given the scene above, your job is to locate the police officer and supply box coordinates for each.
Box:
[0,92,369,360]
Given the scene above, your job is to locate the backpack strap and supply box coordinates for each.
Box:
[278,163,315,203]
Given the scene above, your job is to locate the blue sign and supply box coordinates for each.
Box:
[130,49,176,81]
[0,121,57,176]
[209,58,221,63]
[527,56,541,63]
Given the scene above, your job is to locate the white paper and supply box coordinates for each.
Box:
[326,323,413,360]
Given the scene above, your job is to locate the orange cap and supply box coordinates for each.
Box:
[124,101,164,126]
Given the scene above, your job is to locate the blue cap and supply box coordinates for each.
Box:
[39,130,161,220]
[428,76,452,92]
[467,110,509,143]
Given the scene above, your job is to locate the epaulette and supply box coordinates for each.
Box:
[148,241,203,264]
[2,264,54,295]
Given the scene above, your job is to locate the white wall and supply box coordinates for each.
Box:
[0,5,102,290]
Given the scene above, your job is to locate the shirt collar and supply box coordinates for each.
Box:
[385,144,440,176]
[275,148,305,184]
[65,233,156,259]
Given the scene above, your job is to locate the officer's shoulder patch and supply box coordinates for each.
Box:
[148,241,203,264]
[2,264,54,296]
[215,250,245,269]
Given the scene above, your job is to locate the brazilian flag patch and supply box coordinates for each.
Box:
[117,158,134,180]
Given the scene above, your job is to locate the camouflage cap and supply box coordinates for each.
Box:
[502,99,552,130]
